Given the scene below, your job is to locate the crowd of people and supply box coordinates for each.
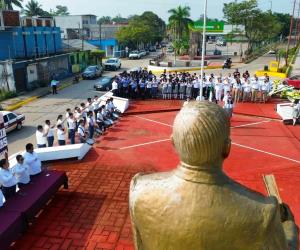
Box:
[0,143,41,205]
[36,96,121,148]
[112,68,272,104]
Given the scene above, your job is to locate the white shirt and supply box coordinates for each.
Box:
[87,117,94,127]
[223,94,234,109]
[51,80,58,86]
[112,81,118,90]
[0,190,4,207]
[44,124,54,137]
[36,130,47,145]
[57,129,65,141]
[23,151,42,175]
[56,119,65,130]
[193,80,200,88]
[67,118,76,130]
[0,168,17,187]
[11,163,30,184]
[93,100,100,110]
[77,125,85,137]
[215,83,223,91]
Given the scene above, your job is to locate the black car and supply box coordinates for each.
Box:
[149,46,156,52]
[82,65,103,79]
[94,76,115,91]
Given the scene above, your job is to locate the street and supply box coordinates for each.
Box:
[7,50,277,155]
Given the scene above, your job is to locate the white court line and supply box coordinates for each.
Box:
[132,115,300,164]
[135,115,272,129]
[231,120,271,128]
[134,115,173,127]
[232,142,300,164]
[119,138,171,150]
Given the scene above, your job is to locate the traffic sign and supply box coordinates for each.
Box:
[189,21,224,33]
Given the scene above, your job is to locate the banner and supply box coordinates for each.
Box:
[189,21,224,33]
[0,113,8,156]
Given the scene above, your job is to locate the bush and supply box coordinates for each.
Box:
[0,90,17,102]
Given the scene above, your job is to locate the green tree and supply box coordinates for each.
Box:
[272,13,291,38]
[53,5,69,15]
[111,14,128,24]
[223,0,281,53]
[168,5,192,40]
[2,0,23,10]
[116,11,166,48]
[24,0,45,16]
[97,16,112,24]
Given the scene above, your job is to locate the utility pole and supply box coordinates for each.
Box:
[286,0,296,65]
[99,21,102,50]
[78,22,84,51]
[199,0,208,101]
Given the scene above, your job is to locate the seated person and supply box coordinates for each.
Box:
[23,143,42,176]
[11,155,30,186]
[0,152,17,199]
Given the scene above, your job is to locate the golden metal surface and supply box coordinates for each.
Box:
[129,101,298,250]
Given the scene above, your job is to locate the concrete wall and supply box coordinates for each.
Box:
[54,15,82,39]
[0,61,16,92]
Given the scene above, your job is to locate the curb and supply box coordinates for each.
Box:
[5,80,74,111]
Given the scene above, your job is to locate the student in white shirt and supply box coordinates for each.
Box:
[112,80,119,96]
[23,143,42,176]
[67,113,76,144]
[260,80,269,103]
[44,120,55,147]
[77,119,86,143]
[51,79,58,94]
[215,78,224,102]
[242,79,251,102]
[57,124,66,146]
[36,125,47,148]
[251,77,260,102]
[223,91,234,119]
[12,155,30,186]
[233,78,242,103]
[56,115,65,130]
[0,152,17,199]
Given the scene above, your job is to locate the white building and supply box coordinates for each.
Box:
[54,15,99,40]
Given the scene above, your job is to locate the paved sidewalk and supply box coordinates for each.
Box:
[0,76,74,111]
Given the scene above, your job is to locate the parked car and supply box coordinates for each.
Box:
[216,40,227,46]
[0,111,25,133]
[94,76,115,91]
[103,58,121,71]
[129,50,141,59]
[166,47,174,53]
[139,50,147,57]
[283,75,300,89]
[82,65,103,79]
[149,46,156,52]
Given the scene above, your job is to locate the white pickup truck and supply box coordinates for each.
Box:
[103,58,121,71]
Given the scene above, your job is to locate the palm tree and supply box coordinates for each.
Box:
[168,5,192,40]
[2,0,23,10]
[24,0,45,16]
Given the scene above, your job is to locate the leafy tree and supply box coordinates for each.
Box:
[116,11,166,48]
[97,16,112,24]
[168,5,192,40]
[273,13,292,37]
[54,5,69,15]
[223,0,282,53]
[2,0,23,10]
[24,0,45,16]
[111,14,128,24]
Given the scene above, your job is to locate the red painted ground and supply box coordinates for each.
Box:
[11,100,300,250]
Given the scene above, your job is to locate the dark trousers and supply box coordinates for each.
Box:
[37,144,46,148]
[89,126,94,139]
[68,129,75,144]
[58,140,66,146]
[47,136,54,147]
[52,85,57,94]
[2,185,16,199]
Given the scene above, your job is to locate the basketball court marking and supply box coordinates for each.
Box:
[127,115,300,164]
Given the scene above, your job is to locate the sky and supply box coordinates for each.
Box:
[21,0,294,21]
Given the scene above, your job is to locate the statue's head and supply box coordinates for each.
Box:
[172,101,231,168]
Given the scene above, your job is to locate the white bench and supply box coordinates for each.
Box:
[100,91,129,113]
[9,143,91,169]
[277,103,293,122]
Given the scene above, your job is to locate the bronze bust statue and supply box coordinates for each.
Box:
[129,101,298,250]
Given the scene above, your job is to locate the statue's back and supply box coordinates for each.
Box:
[130,171,287,250]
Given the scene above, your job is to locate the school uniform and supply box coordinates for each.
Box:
[173,83,179,99]
[146,81,152,99]
[56,119,65,130]
[87,116,95,139]
[192,80,200,98]
[179,83,186,99]
[57,129,66,146]
[11,163,30,185]
[23,151,42,176]
[215,82,223,101]
[186,83,192,98]
[77,125,86,143]
[0,168,17,199]
[233,81,242,102]
[36,130,47,148]
[151,81,158,98]
[223,94,234,118]
[44,124,54,147]
[67,118,76,144]
[242,82,251,102]
[251,80,260,102]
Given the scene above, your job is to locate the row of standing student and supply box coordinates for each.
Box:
[0,143,42,205]
[36,97,120,148]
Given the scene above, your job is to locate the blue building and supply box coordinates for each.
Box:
[87,39,120,57]
[0,26,62,61]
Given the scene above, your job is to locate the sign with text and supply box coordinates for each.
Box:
[189,21,224,33]
[0,113,8,156]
